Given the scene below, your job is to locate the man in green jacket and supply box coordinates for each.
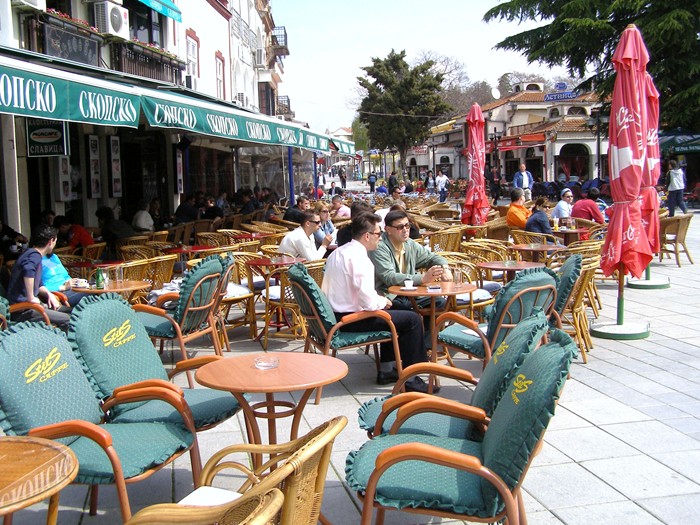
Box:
[369,209,453,312]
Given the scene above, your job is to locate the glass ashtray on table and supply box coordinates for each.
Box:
[254,355,280,370]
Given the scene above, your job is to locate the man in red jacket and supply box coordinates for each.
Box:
[571,188,605,224]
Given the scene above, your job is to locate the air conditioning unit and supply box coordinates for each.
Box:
[11,0,46,11]
[275,115,286,121]
[94,1,129,40]
[254,48,265,69]
[236,92,246,106]
[185,75,198,90]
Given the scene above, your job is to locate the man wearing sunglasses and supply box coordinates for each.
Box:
[278,211,332,261]
[370,209,452,313]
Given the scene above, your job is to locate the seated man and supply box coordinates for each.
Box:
[282,196,311,224]
[506,187,531,229]
[376,181,389,195]
[370,209,452,313]
[336,201,374,247]
[322,213,433,393]
[53,216,94,255]
[571,187,606,224]
[95,206,136,260]
[278,211,332,261]
[330,195,351,219]
[6,224,71,330]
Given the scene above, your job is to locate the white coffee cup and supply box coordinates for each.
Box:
[404,280,413,288]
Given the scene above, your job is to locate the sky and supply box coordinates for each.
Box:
[271,0,568,134]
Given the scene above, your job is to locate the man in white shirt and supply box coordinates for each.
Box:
[278,211,332,261]
[330,195,351,218]
[514,163,534,201]
[322,213,433,393]
[435,170,450,202]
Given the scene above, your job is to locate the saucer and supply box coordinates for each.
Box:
[400,286,417,291]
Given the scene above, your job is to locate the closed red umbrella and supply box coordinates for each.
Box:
[640,72,661,254]
[461,103,489,226]
[601,24,653,280]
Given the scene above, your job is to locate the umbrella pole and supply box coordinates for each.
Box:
[617,263,625,325]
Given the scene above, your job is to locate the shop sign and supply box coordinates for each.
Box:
[544,91,579,102]
[25,118,69,157]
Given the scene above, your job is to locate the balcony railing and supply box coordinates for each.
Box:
[111,41,186,85]
[276,95,292,115]
[271,27,289,56]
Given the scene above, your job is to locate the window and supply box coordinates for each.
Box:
[215,55,225,99]
[124,0,163,47]
[186,36,199,76]
[568,106,586,116]
[549,108,560,118]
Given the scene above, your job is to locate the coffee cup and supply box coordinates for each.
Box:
[404,280,414,289]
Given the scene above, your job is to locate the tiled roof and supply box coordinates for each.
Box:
[481,90,600,111]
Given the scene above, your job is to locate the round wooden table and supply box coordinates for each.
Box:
[552,227,588,245]
[72,279,151,303]
[0,436,78,524]
[196,352,348,452]
[477,260,544,282]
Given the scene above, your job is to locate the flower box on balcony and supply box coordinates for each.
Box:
[128,40,185,67]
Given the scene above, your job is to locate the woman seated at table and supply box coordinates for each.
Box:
[313,201,336,248]
[525,197,555,238]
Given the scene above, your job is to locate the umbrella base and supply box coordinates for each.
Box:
[590,321,650,340]
[626,276,671,290]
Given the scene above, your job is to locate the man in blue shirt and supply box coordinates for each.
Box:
[513,163,534,201]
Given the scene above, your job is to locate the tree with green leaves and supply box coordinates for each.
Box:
[484,1,700,130]
[351,116,369,152]
[358,50,451,173]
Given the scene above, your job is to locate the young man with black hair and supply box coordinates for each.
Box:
[6,224,71,330]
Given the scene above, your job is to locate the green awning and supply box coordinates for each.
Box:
[137,0,182,22]
[0,55,141,127]
[139,88,330,152]
[330,138,356,156]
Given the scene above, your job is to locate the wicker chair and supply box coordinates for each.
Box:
[52,245,76,255]
[83,242,107,261]
[124,487,284,525]
[150,230,169,242]
[258,232,286,247]
[510,228,560,246]
[438,252,497,324]
[659,213,694,267]
[251,220,288,233]
[170,223,186,244]
[218,253,258,341]
[193,219,214,234]
[119,244,156,261]
[259,245,293,258]
[115,235,150,251]
[145,241,177,253]
[484,216,510,240]
[428,226,464,253]
[56,254,90,279]
[234,240,260,253]
[196,231,227,246]
[134,254,178,305]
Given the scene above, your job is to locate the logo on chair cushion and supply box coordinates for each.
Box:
[511,373,533,404]
[25,347,68,384]
[103,320,136,348]
[492,341,508,364]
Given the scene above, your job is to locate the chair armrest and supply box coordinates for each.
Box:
[9,302,51,324]
[29,419,113,448]
[393,362,477,391]
[112,379,182,396]
[390,397,488,434]
[102,386,196,435]
[339,309,392,325]
[156,292,180,308]
[435,311,479,332]
[169,355,223,379]
[132,303,171,316]
[53,291,69,306]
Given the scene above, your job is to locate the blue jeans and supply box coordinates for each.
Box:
[439,188,447,202]
[667,189,687,216]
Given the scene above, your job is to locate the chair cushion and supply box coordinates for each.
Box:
[111,388,242,429]
[456,288,493,304]
[554,254,582,315]
[174,255,223,323]
[261,285,281,301]
[479,329,577,513]
[136,311,176,338]
[437,323,485,359]
[331,330,392,349]
[240,276,266,291]
[481,280,502,294]
[179,486,242,506]
[224,283,253,299]
[0,322,103,439]
[287,263,337,331]
[346,433,488,516]
[70,421,193,485]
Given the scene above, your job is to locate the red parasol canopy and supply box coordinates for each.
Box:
[461,103,490,225]
[640,72,661,253]
[601,24,653,278]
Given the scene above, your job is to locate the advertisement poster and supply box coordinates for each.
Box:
[109,136,122,197]
[88,134,101,198]
[176,149,184,194]
[26,118,69,157]
[56,156,71,201]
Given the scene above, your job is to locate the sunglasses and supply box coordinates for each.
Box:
[308,220,321,224]
[389,223,411,230]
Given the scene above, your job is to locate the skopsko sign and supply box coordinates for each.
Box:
[141,93,331,153]
[0,63,141,127]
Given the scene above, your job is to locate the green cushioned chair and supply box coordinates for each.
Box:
[67,293,243,431]
[346,329,578,525]
[437,267,558,367]
[551,253,582,325]
[133,255,224,384]
[358,310,550,438]
[0,321,201,523]
[287,262,403,405]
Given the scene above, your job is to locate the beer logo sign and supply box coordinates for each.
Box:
[102,320,136,348]
[25,348,68,384]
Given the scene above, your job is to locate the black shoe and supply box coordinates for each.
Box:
[404,376,441,394]
[376,369,399,385]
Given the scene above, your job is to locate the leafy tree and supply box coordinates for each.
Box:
[357,50,451,172]
[351,116,369,152]
[483,1,700,130]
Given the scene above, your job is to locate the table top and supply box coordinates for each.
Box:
[246,256,305,268]
[0,436,78,516]
[196,352,348,394]
[230,233,271,240]
[163,245,213,255]
[512,243,564,252]
[388,281,476,297]
[553,227,587,234]
[72,279,152,294]
[477,260,545,271]
[64,260,123,269]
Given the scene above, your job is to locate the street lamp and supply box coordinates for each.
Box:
[586,112,609,180]
[488,127,504,173]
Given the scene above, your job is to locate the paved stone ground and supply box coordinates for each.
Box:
[6,186,700,524]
